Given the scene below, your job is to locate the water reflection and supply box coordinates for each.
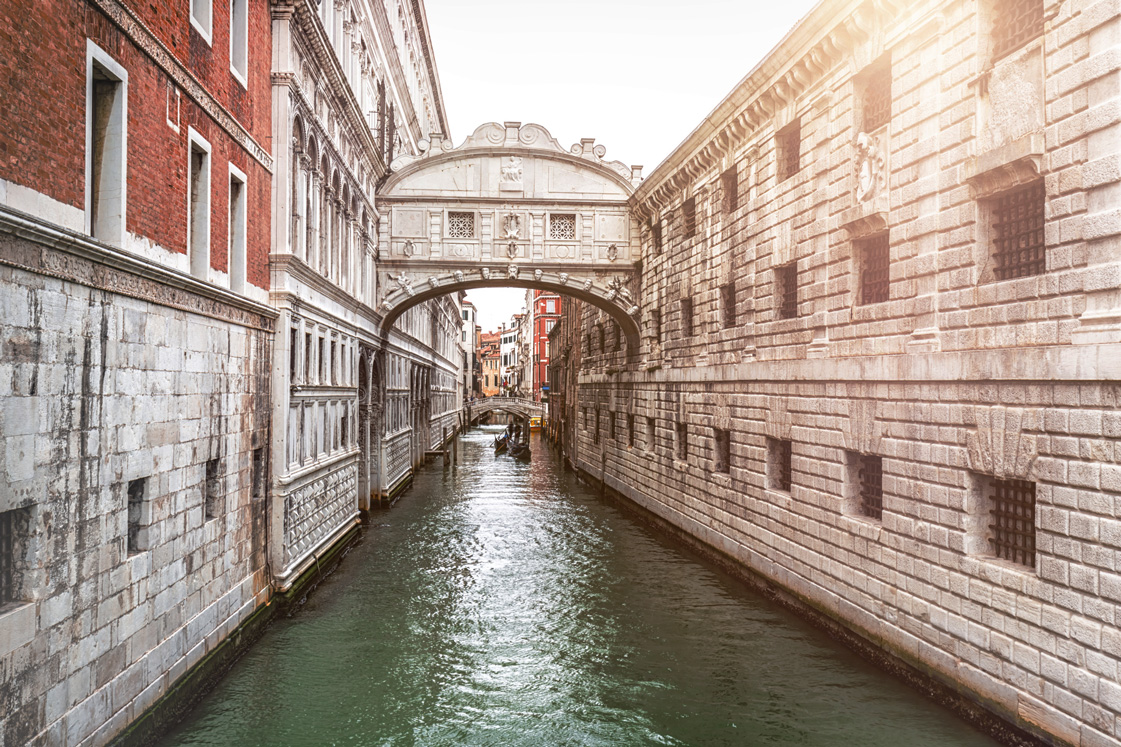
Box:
[164,427,998,747]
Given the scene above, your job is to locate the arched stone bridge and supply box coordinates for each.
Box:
[466,396,545,424]
[376,122,644,350]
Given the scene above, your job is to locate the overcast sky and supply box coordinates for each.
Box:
[422,0,822,332]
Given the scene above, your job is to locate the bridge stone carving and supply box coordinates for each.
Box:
[377,122,643,349]
[466,396,545,423]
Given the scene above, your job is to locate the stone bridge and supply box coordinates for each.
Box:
[465,396,545,424]
[376,122,644,351]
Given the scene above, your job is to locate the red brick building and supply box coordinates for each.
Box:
[529,290,561,404]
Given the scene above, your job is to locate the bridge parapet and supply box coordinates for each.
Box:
[466,396,545,422]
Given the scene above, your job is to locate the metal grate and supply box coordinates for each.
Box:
[992,181,1045,280]
[992,0,1044,61]
[778,262,798,319]
[778,121,801,181]
[549,213,576,241]
[447,211,475,239]
[860,233,891,305]
[683,197,697,238]
[722,282,736,328]
[681,298,694,336]
[676,422,688,461]
[862,64,892,132]
[857,454,883,521]
[0,510,13,606]
[772,438,792,492]
[989,478,1036,568]
[651,219,663,254]
[714,429,731,473]
[722,167,739,213]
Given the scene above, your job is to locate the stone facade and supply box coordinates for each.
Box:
[554,1,1121,745]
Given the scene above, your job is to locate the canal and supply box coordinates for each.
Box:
[165,426,1000,746]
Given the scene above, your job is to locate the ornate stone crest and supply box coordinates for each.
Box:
[503,213,521,240]
[855,132,884,202]
[402,239,416,257]
[607,243,618,261]
[506,241,519,259]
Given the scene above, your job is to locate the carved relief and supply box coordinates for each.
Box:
[842,399,881,456]
[500,156,523,184]
[502,213,522,240]
[763,396,793,441]
[855,132,884,202]
[388,273,414,297]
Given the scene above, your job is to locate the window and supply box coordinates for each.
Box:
[549,214,576,240]
[612,323,622,352]
[977,476,1037,568]
[187,129,212,280]
[318,337,326,382]
[594,409,600,445]
[681,298,694,337]
[0,508,30,607]
[331,340,338,384]
[204,459,221,520]
[545,299,556,314]
[861,62,892,132]
[87,43,127,247]
[289,327,298,381]
[447,211,475,238]
[304,332,312,380]
[850,452,883,521]
[721,282,736,328]
[683,197,697,238]
[651,308,661,342]
[230,0,248,84]
[597,325,605,351]
[676,422,688,461]
[251,447,267,501]
[777,262,798,319]
[127,478,147,554]
[190,0,213,44]
[627,414,635,448]
[713,429,730,473]
[768,438,792,492]
[609,412,616,441]
[992,0,1044,62]
[646,416,656,453]
[229,165,247,292]
[651,218,663,254]
[777,119,801,181]
[722,167,739,213]
[858,233,890,305]
[990,181,1045,280]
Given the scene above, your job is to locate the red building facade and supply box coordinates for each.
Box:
[530,290,561,404]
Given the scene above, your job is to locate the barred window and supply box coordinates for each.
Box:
[862,63,892,132]
[627,414,635,448]
[855,453,883,521]
[549,213,576,241]
[676,422,688,461]
[127,478,146,555]
[594,409,600,445]
[447,211,475,239]
[991,181,1045,280]
[0,509,17,607]
[683,197,697,238]
[777,119,801,181]
[769,438,792,492]
[609,411,616,441]
[714,428,731,473]
[722,167,739,213]
[859,233,890,305]
[651,218,663,254]
[650,308,662,341]
[722,282,736,328]
[992,0,1044,62]
[988,477,1036,568]
[681,297,694,336]
[777,262,798,319]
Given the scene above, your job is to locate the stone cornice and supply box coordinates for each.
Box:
[631,0,907,217]
[0,205,277,331]
[292,0,388,182]
[91,0,273,172]
[410,0,449,138]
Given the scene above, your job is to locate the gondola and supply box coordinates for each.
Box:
[509,440,531,461]
[494,432,509,453]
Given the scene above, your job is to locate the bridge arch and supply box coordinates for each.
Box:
[374,121,644,356]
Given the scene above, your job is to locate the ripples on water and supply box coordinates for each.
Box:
[164,427,998,747]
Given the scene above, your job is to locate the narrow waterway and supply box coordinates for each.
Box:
[164,427,999,746]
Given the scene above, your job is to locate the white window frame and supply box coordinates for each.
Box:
[228,163,248,292]
[229,0,248,87]
[85,40,128,247]
[187,127,212,280]
[190,0,213,46]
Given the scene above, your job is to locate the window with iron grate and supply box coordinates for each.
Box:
[987,477,1036,568]
[859,233,891,305]
[627,414,635,448]
[777,262,798,319]
[549,213,576,241]
[681,297,695,336]
[609,411,616,441]
[676,422,688,461]
[990,181,1045,280]
[651,218,663,254]
[722,282,736,328]
[647,417,656,453]
[722,167,739,213]
[650,308,662,342]
[769,438,793,492]
[594,409,600,445]
[612,322,622,352]
[853,453,883,521]
[992,0,1044,62]
[683,197,697,238]
[0,509,17,607]
[714,428,731,473]
[127,478,147,555]
[777,119,801,181]
[447,211,475,239]
[862,62,892,132]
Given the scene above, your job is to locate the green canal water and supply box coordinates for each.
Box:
[164,426,999,746]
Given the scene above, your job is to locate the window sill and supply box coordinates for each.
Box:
[0,602,35,657]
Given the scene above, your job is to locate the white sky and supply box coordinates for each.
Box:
[423,0,822,332]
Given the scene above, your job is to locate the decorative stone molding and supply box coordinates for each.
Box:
[963,133,1044,199]
[965,406,1038,481]
[763,397,793,441]
[854,132,884,202]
